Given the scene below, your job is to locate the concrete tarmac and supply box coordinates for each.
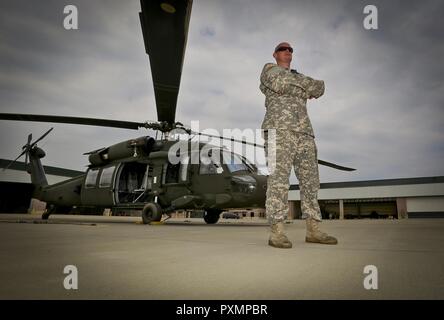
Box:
[0,214,443,300]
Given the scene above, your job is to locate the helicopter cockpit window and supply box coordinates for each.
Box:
[99,165,115,188]
[199,152,223,175]
[164,162,181,184]
[240,155,259,174]
[85,169,99,188]
[222,151,248,173]
[140,165,153,191]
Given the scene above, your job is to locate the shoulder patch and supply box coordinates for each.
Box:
[262,63,283,76]
[262,63,275,72]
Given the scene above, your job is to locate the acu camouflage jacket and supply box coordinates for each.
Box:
[259,63,325,137]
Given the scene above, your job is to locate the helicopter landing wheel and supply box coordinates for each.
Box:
[42,205,56,220]
[203,209,221,224]
[142,203,162,225]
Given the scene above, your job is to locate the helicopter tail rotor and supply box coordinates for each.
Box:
[3,128,53,171]
[24,133,32,165]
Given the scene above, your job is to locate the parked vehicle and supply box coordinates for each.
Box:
[222,212,240,219]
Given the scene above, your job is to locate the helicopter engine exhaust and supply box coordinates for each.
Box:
[87,136,158,166]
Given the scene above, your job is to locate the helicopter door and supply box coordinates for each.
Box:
[81,165,116,206]
[115,162,152,204]
[193,150,227,195]
[160,156,191,203]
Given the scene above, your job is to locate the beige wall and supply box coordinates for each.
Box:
[407,197,444,212]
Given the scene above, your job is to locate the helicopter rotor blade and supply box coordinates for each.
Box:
[29,127,54,148]
[317,159,356,172]
[0,113,180,133]
[189,130,264,148]
[0,113,145,130]
[24,133,32,165]
[3,149,28,171]
[0,113,356,172]
[188,129,356,172]
[139,0,193,124]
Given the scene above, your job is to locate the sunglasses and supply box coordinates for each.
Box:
[276,46,293,53]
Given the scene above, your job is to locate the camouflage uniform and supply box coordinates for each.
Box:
[260,63,325,223]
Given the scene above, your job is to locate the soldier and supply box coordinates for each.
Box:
[260,42,338,249]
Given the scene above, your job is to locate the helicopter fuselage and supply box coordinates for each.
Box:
[33,136,267,217]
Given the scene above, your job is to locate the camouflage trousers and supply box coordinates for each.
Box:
[263,129,322,223]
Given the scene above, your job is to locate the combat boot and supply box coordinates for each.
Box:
[305,218,338,245]
[269,222,292,249]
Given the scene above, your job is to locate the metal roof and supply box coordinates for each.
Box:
[290,176,444,190]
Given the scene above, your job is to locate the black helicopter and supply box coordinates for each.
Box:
[0,0,354,224]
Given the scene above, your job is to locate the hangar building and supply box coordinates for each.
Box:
[1,158,443,218]
[288,176,444,219]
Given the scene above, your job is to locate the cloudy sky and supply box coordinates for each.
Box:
[0,0,443,184]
